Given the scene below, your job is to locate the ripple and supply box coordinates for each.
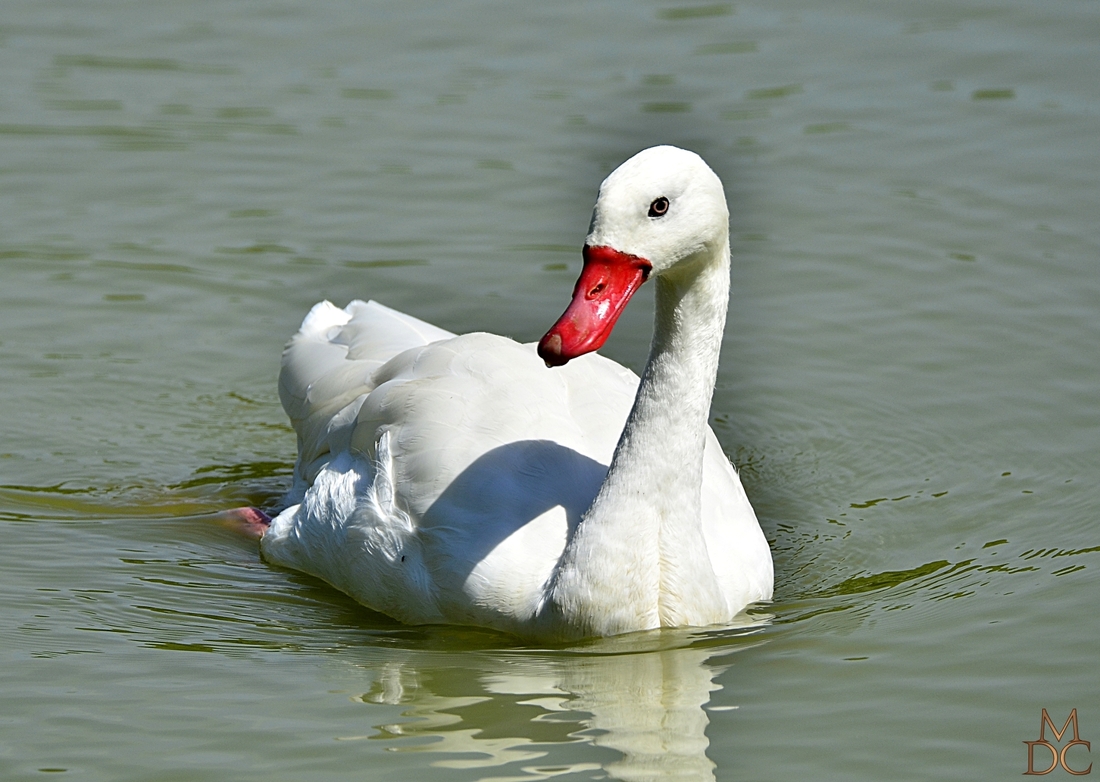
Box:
[971,88,1015,100]
[657,4,733,20]
[53,54,236,75]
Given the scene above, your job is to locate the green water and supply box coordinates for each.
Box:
[1,0,1097,779]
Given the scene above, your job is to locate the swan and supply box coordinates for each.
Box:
[259,145,773,639]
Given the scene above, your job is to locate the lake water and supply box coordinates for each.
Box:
[1,0,1097,779]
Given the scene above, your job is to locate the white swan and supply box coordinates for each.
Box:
[260,145,773,639]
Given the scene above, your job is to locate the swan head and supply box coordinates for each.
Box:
[538,145,729,367]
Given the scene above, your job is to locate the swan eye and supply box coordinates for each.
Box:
[648,197,670,218]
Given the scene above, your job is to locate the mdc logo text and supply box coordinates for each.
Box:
[1024,709,1092,776]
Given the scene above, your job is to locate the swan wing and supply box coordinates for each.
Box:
[267,304,641,630]
[278,299,456,485]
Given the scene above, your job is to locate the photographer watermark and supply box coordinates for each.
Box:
[1024,709,1091,775]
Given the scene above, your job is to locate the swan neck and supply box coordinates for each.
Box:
[547,239,731,636]
[621,241,730,486]
[649,253,729,418]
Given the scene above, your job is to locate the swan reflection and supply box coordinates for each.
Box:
[344,620,767,781]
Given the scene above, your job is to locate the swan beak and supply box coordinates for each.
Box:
[538,245,651,367]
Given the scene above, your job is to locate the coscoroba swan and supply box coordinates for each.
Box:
[260,145,773,639]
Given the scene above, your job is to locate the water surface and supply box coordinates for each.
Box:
[2,0,1098,779]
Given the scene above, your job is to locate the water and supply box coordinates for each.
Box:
[1,0,1097,778]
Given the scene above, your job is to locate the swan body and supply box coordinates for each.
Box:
[261,146,773,639]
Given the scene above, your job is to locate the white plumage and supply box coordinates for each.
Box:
[261,146,773,639]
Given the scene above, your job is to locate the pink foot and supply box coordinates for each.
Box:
[217,506,273,539]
